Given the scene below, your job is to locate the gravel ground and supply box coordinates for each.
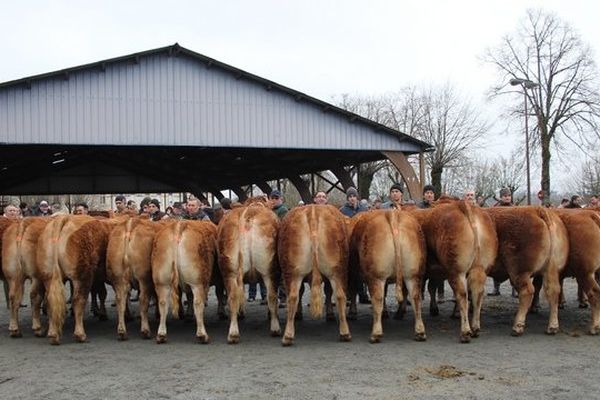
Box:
[0,278,598,400]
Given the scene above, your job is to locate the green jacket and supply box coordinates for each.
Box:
[273,204,289,219]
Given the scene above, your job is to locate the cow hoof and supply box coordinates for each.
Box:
[9,329,23,338]
[227,335,240,344]
[589,327,600,335]
[218,313,228,321]
[270,329,281,337]
[511,329,524,337]
[369,335,382,344]
[197,335,210,344]
[460,333,471,343]
[140,330,152,339]
[74,334,88,343]
[545,327,559,335]
[49,336,61,346]
[414,332,427,342]
[339,333,352,342]
[471,328,480,338]
[118,332,129,341]
[156,334,167,344]
[326,313,335,322]
[430,308,439,317]
[281,336,294,346]
[33,328,45,338]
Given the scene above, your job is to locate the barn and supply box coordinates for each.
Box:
[0,43,432,203]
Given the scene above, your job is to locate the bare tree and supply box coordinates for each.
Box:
[568,157,600,198]
[412,85,488,196]
[485,9,600,205]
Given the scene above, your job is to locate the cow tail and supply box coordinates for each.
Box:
[47,216,69,340]
[389,210,404,303]
[122,217,137,270]
[237,208,250,313]
[309,206,324,319]
[170,222,185,319]
[458,201,481,268]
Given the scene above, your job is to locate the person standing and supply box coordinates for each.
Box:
[181,198,210,221]
[564,195,583,209]
[489,187,514,297]
[313,191,328,205]
[147,199,166,221]
[114,195,127,214]
[418,184,435,209]
[33,200,52,216]
[269,190,289,219]
[382,183,404,210]
[340,187,368,216]
[73,202,89,215]
[2,204,20,219]
[464,189,476,205]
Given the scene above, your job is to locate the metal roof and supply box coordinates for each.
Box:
[0,44,432,196]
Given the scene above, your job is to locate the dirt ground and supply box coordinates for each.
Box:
[0,278,598,400]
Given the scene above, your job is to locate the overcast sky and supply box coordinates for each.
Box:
[1,0,597,191]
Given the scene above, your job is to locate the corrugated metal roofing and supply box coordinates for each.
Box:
[0,44,432,153]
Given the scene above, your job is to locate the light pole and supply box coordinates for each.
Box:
[509,78,539,205]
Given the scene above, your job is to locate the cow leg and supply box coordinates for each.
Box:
[578,282,589,308]
[468,267,487,338]
[324,279,335,322]
[190,284,210,344]
[282,276,303,346]
[330,276,351,342]
[542,269,561,335]
[447,273,472,343]
[114,280,131,340]
[95,282,108,321]
[529,275,543,314]
[263,273,281,336]
[7,275,25,337]
[367,278,385,343]
[3,280,9,309]
[215,280,227,321]
[138,280,153,339]
[394,283,408,320]
[155,284,170,343]
[578,272,600,334]
[428,278,439,316]
[404,277,426,341]
[31,279,45,337]
[72,280,92,343]
[511,275,535,336]
[225,275,242,344]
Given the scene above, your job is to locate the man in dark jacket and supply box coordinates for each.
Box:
[148,199,166,221]
[182,198,210,221]
[339,187,368,217]
[417,184,435,209]
[269,190,289,219]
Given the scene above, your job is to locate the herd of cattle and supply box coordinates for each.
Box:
[0,198,599,346]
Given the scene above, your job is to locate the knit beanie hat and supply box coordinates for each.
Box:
[390,182,404,193]
[346,187,359,199]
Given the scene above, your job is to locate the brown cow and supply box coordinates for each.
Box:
[152,220,217,344]
[106,217,173,340]
[278,204,351,346]
[37,215,117,344]
[485,206,568,336]
[410,201,496,342]
[217,198,280,343]
[350,209,426,343]
[553,209,600,334]
[0,217,18,306]
[2,217,50,337]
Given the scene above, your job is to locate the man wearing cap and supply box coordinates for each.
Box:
[168,202,185,219]
[340,187,368,217]
[34,200,52,216]
[114,195,127,214]
[269,189,288,219]
[494,188,513,207]
[148,199,166,221]
[417,184,435,209]
[382,183,404,210]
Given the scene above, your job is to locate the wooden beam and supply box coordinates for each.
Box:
[382,151,422,200]
[288,175,312,203]
[330,167,355,191]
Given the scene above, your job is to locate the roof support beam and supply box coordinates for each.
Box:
[288,175,312,203]
[231,186,248,202]
[330,167,355,191]
[255,181,273,196]
[382,151,422,200]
